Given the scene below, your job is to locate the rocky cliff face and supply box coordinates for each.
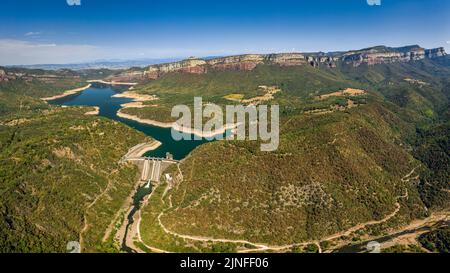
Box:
[145,58,207,79]
[0,69,5,79]
[143,53,337,79]
[267,53,308,66]
[0,69,11,82]
[425,47,446,58]
[142,45,447,79]
[206,54,264,71]
[341,46,447,67]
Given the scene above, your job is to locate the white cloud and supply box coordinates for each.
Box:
[0,39,102,65]
[24,32,42,37]
[0,39,201,65]
[367,0,381,6]
[67,0,81,6]
[0,39,276,65]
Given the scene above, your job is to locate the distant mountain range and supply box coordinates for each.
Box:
[7,45,447,73]
[1,43,449,253]
[103,45,447,82]
[8,58,183,71]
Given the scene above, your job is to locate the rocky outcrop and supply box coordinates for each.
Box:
[106,71,146,82]
[207,54,263,71]
[141,45,447,79]
[267,53,308,66]
[145,57,207,79]
[0,69,13,82]
[0,69,6,82]
[143,53,337,79]
[425,47,446,58]
[341,45,447,67]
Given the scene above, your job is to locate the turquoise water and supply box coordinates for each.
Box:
[49,85,211,160]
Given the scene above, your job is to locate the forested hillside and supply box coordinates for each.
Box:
[0,84,150,252]
[135,56,449,250]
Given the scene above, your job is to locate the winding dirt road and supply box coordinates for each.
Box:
[137,166,426,253]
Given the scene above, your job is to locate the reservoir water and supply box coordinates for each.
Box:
[49,84,211,160]
[50,84,226,252]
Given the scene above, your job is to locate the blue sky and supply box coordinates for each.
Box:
[0,0,448,65]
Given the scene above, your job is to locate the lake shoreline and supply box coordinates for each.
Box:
[112,91,157,102]
[48,81,221,159]
[87,79,138,86]
[117,109,236,138]
[122,141,163,161]
[84,106,100,116]
[41,84,92,101]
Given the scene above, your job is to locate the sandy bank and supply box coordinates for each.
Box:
[113,90,158,109]
[122,141,163,161]
[117,110,236,138]
[120,102,149,108]
[84,106,100,116]
[117,110,174,128]
[41,84,92,101]
[172,122,237,138]
[113,91,158,104]
[87,80,138,86]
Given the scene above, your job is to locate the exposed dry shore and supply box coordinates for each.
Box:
[120,102,152,108]
[84,106,100,116]
[44,80,233,138]
[117,109,236,138]
[122,141,163,161]
[115,88,238,137]
[113,91,158,109]
[117,110,174,128]
[87,80,138,86]
[172,122,237,138]
[41,84,92,101]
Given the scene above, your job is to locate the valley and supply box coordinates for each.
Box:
[0,45,449,253]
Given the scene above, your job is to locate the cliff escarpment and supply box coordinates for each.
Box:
[105,45,447,81]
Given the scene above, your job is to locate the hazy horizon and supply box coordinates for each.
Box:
[5,43,448,68]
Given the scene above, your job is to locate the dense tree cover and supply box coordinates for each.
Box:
[0,77,85,98]
[0,66,124,99]
[157,102,426,245]
[382,244,425,253]
[414,121,450,208]
[1,56,449,252]
[139,181,249,252]
[0,93,150,252]
[137,57,449,248]
[418,227,450,253]
[121,64,359,122]
[340,59,450,125]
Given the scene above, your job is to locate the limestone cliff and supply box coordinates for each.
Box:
[341,45,447,67]
[0,69,6,82]
[138,45,447,80]
[142,52,336,79]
